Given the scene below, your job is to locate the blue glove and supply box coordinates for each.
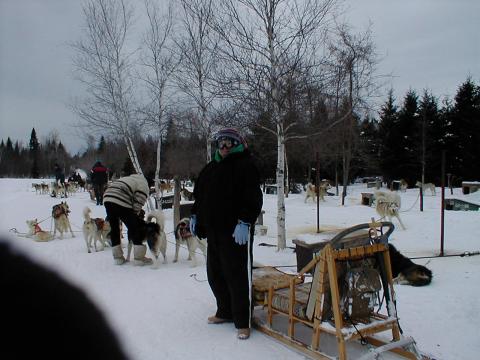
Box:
[189,215,197,236]
[233,221,250,245]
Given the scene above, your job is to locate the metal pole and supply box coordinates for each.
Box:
[440,150,446,256]
[316,152,320,233]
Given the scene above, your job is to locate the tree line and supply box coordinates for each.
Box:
[1,77,478,188]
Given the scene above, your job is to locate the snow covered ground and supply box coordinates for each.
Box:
[1,178,479,360]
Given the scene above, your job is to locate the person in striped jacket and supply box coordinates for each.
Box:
[103,173,151,265]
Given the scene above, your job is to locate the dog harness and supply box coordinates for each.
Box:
[52,204,70,219]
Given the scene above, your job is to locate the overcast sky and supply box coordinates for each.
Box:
[1,0,479,155]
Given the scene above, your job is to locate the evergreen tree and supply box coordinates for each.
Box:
[418,91,441,183]
[357,117,380,177]
[121,156,135,176]
[29,128,40,178]
[378,90,400,184]
[395,90,420,185]
[97,136,106,153]
[448,78,480,181]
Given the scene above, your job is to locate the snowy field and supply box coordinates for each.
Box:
[1,178,479,360]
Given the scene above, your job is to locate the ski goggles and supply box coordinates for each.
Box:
[216,136,239,149]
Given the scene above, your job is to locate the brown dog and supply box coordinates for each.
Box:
[174,217,207,267]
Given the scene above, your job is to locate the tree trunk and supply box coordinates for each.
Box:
[154,134,162,208]
[276,132,287,250]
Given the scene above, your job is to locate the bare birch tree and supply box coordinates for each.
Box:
[212,0,336,249]
[71,0,143,174]
[139,0,179,203]
[172,0,222,162]
[327,23,378,205]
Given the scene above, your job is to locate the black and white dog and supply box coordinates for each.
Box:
[126,210,167,266]
[388,244,433,286]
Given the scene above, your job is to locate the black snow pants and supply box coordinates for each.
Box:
[206,228,253,329]
[104,202,143,247]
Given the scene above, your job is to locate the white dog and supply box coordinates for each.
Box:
[82,207,111,253]
[415,181,436,196]
[174,217,207,267]
[26,219,53,242]
[374,190,406,230]
[304,182,331,203]
[51,202,75,239]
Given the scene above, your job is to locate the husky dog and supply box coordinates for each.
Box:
[415,181,436,196]
[180,188,195,201]
[26,219,53,242]
[388,244,433,286]
[52,202,75,239]
[174,217,207,267]
[126,210,167,265]
[82,207,112,253]
[399,179,408,192]
[374,190,406,230]
[304,181,330,203]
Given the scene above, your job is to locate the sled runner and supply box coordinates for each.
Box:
[252,221,427,360]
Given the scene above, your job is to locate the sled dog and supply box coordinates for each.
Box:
[304,182,329,203]
[126,210,167,265]
[374,190,406,230]
[26,219,53,242]
[180,188,195,201]
[174,217,207,267]
[82,207,112,253]
[415,181,436,195]
[52,202,75,239]
[388,244,432,286]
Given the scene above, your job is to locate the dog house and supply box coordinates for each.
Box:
[462,181,480,194]
[292,226,371,274]
[361,192,374,206]
[445,198,480,211]
[158,195,174,209]
[264,184,277,194]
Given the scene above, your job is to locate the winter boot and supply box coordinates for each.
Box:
[133,245,153,266]
[237,328,250,340]
[112,245,126,265]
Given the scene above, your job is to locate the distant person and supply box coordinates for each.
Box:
[53,163,65,186]
[0,240,129,359]
[90,160,109,205]
[103,173,151,266]
[190,128,263,340]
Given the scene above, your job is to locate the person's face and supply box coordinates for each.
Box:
[217,137,236,158]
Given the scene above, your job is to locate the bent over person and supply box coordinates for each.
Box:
[190,128,263,340]
[103,174,151,266]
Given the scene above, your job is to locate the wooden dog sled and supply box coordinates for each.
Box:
[252,221,427,360]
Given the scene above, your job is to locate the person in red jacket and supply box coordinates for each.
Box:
[90,161,109,205]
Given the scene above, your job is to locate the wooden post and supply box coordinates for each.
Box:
[419,184,424,212]
[173,176,181,230]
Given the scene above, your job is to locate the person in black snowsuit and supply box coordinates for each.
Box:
[190,128,263,340]
[54,163,65,186]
